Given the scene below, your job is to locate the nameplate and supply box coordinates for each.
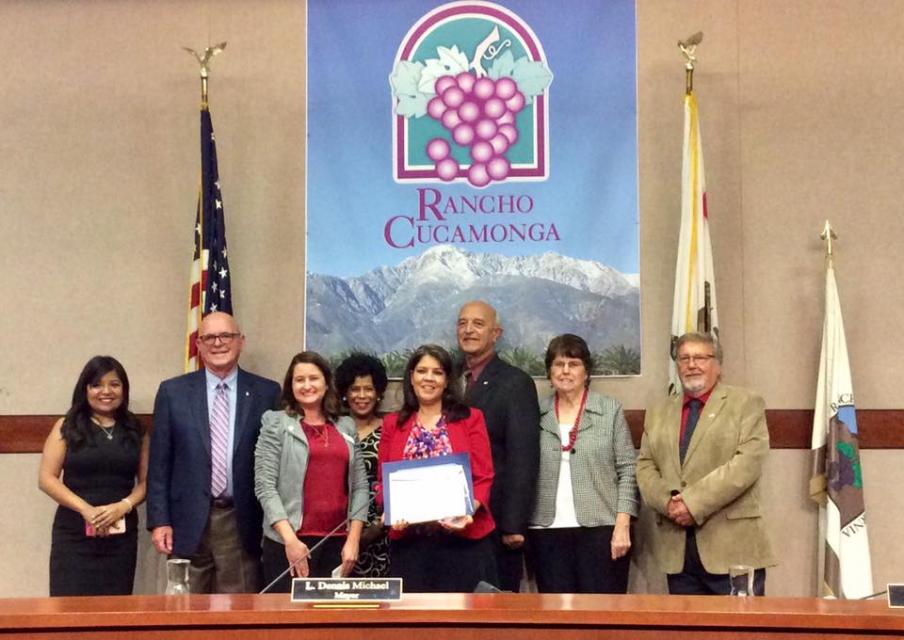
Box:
[290,578,403,602]
[887,584,904,608]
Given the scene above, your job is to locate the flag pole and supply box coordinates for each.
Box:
[183,42,227,109]
[814,220,836,592]
[670,30,718,394]
[814,220,837,594]
[678,32,703,95]
[182,42,228,372]
[678,32,711,333]
[811,220,873,598]
[821,219,837,258]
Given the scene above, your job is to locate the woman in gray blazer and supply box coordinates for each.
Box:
[528,334,638,593]
[255,351,369,592]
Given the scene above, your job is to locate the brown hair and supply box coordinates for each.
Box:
[545,334,593,388]
[280,351,340,421]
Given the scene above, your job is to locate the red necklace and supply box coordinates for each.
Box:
[555,388,588,453]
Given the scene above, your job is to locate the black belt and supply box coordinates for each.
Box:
[212,496,234,509]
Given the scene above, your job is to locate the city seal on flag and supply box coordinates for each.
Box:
[390,1,553,188]
[828,403,864,519]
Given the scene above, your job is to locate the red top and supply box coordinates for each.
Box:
[464,351,495,387]
[377,407,495,541]
[298,422,349,536]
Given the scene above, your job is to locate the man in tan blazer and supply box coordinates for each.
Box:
[636,332,775,595]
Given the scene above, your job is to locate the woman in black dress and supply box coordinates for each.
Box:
[335,353,390,577]
[38,356,149,596]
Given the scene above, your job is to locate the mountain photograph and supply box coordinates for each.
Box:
[305,245,640,377]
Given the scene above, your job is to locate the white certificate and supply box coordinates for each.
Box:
[383,453,474,525]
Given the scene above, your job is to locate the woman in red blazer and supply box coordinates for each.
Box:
[377,344,497,592]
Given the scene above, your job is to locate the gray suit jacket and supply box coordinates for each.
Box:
[636,383,776,574]
[254,410,369,544]
[530,391,638,527]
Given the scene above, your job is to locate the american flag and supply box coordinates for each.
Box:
[185,107,233,371]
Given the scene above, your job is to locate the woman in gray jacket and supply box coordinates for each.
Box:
[255,351,369,592]
[528,334,638,593]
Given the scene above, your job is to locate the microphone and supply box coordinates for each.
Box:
[259,499,372,594]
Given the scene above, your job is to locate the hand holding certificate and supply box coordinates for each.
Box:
[382,453,475,526]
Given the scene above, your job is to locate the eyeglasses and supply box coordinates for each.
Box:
[550,359,585,371]
[677,354,716,366]
[198,332,241,345]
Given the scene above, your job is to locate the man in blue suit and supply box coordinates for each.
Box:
[147,312,280,593]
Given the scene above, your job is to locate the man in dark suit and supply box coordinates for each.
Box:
[457,300,540,592]
[636,332,775,595]
[147,312,280,593]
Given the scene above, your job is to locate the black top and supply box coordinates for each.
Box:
[55,424,140,530]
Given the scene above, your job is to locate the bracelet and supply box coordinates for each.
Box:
[121,497,133,513]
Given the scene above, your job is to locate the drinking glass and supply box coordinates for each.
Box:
[729,564,753,596]
[165,558,191,595]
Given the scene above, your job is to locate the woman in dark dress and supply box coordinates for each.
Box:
[335,353,390,578]
[38,356,148,596]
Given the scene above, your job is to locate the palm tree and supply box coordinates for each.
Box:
[593,345,641,376]
[501,347,546,376]
[381,349,413,378]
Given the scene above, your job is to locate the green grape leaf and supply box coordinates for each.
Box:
[390,61,425,97]
[419,45,469,93]
[511,57,553,104]
[390,61,430,118]
[487,50,516,80]
[395,93,430,118]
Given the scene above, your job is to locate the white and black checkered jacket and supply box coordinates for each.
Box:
[529,391,639,527]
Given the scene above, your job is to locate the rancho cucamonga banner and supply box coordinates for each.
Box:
[305,0,639,377]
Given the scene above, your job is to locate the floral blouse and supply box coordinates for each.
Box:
[402,416,454,459]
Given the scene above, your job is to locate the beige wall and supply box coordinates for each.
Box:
[0,0,901,598]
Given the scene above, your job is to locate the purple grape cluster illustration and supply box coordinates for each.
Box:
[390,28,552,187]
[425,72,525,187]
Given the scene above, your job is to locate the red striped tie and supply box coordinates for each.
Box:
[210,383,230,497]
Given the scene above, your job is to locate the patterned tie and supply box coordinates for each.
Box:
[679,398,703,464]
[210,382,230,497]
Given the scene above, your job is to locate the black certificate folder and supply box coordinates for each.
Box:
[383,453,475,525]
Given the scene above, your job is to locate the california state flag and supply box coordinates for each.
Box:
[809,255,873,598]
[670,91,719,394]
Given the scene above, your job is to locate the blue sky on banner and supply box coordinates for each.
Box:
[306,0,637,278]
